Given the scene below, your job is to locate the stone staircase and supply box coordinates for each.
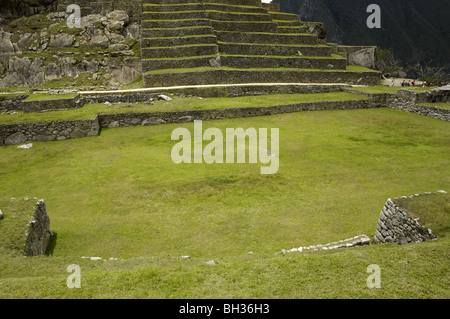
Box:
[140,0,380,87]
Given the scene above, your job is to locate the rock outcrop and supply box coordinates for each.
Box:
[0,10,141,89]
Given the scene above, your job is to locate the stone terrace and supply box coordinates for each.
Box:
[140,0,381,88]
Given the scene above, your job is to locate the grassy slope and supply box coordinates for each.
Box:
[0,198,38,256]
[0,107,449,298]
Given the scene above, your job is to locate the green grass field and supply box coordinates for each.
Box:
[0,107,449,298]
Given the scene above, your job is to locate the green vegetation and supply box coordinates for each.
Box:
[393,193,449,238]
[4,14,53,42]
[25,93,78,102]
[0,198,38,256]
[350,86,435,94]
[0,92,368,124]
[0,107,449,298]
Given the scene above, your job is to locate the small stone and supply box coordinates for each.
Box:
[17,143,33,149]
[157,94,172,101]
[206,260,216,266]
[90,257,103,261]
[107,121,120,128]
[181,256,190,259]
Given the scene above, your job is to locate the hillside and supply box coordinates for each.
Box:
[274,0,450,68]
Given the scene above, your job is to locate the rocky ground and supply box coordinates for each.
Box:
[0,10,142,90]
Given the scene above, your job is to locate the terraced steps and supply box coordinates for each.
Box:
[140,0,381,88]
[142,55,220,71]
[217,42,331,56]
[215,31,318,45]
[142,26,215,38]
[142,35,218,47]
[142,44,219,59]
[143,11,274,22]
[278,26,309,34]
[210,20,278,32]
[142,19,212,29]
[270,12,301,21]
[143,67,381,87]
[220,55,347,69]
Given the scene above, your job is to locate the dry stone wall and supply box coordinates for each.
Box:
[373,197,437,245]
[386,87,450,121]
[0,117,100,146]
[25,199,53,256]
[0,198,53,256]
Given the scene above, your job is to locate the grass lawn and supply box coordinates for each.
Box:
[0,107,448,298]
[350,86,436,94]
[0,92,368,124]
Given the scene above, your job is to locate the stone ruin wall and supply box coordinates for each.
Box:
[0,198,53,256]
[373,196,438,245]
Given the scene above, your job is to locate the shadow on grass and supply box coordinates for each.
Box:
[45,232,57,256]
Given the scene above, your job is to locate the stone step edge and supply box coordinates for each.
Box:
[79,83,351,96]
[1,98,376,146]
[143,67,380,75]
[275,235,371,255]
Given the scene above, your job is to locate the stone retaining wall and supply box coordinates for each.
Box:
[0,117,100,146]
[1,85,348,113]
[343,86,450,121]
[98,99,375,128]
[0,98,377,145]
[373,197,437,245]
[387,89,450,121]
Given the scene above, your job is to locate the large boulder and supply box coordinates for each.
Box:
[0,32,15,62]
[105,10,130,33]
[49,33,74,48]
[348,47,378,70]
